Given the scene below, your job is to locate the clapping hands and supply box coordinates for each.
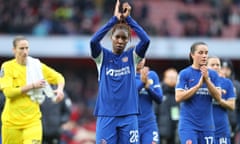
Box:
[114,0,131,21]
[140,66,151,89]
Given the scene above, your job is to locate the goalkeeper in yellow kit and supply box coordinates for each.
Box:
[0,35,65,144]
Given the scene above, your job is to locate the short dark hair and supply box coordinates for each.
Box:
[221,59,233,71]
[189,41,207,64]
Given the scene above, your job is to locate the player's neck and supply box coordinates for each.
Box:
[191,64,200,69]
[16,58,27,65]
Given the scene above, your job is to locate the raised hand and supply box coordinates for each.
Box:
[122,2,131,18]
[140,66,151,88]
[114,0,122,20]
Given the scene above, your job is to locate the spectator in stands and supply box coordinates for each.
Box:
[0,0,240,37]
[60,103,96,143]
[208,13,223,37]
[155,68,179,144]
[158,19,170,37]
[221,1,231,26]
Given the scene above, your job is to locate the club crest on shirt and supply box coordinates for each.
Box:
[0,68,4,77]
[122,56,128,62]
[148,79,153,85]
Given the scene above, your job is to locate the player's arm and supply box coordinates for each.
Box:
[90,16,118,58]
[175,75,203,103]
[219,98,235,111]
[90,0,120,58]
[42,63,65,102]
[205,79,221,102]
[219,79,236,110]
[1,63,33,98]
[124,4,150,58]
[42,63,65,85]
[145,71,163,104]
[202,67,221,102]
[3,84,27,98]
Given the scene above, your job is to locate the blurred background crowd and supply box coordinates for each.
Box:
[1,0,240,143]
[0,0,240,37]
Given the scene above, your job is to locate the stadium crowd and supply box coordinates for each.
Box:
[0,0,240,37]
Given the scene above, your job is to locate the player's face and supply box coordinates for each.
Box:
[207,57,221,73]
[192,44,208,67]
[112,28,129,54]
[13,40,29,65]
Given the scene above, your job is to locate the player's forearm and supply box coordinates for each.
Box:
[219,99,235,111]
[126,16,150,58]
[147,87,163,104]
[3,87,22,98]
[91,16,118,42]
[126,16,149,43]
[175,84,200,103]
[205,78,221,102]
[90,16,118,58]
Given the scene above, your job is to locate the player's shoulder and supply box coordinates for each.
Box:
[208,69,219,77]
[148,70,158,77]
[179,66,192,75]
[1,59,16,67]
[222,77,233,85]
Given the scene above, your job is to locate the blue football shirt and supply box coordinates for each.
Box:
[176,66,220,131]
[213,77,235,137]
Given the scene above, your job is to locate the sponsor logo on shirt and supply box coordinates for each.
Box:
[196,88,210,95]
[106,66,130,77]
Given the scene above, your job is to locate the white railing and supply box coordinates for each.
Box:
[0,35,239,59]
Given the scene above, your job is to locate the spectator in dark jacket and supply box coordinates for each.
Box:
[41,86,72,144]
[155,68,179,144]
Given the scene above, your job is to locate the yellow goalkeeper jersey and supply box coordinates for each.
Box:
[0,59,64,129]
